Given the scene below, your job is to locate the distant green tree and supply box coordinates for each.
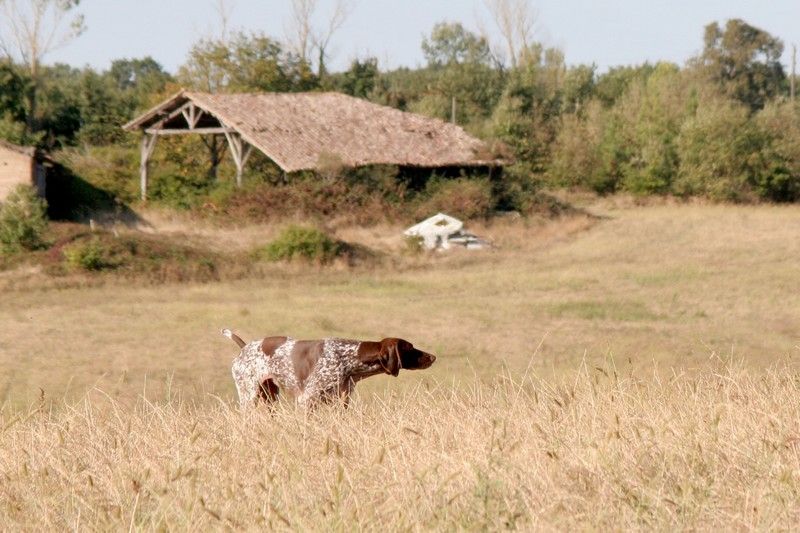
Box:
[421,22,494,67]
[561,64,596,114]
[0,0,85,134]
[414,22,504,127]
[76,70,130,145]
[753,101,800,201]
[35,64,83,148]
[616,63,689,194]
[593,64,655,107]
[0,61,28,122]
[675,98,767,201]
[178,32,318,93]
[694,19,785,110]
[491,44,566,173]
[336,57,379,98]
[0,60,31,144]
[107,57,172,113]
[549,101,611,191]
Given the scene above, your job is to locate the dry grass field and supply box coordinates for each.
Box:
[2,202,800,529]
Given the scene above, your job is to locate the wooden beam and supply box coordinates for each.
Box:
[140,133,158,202]
[180,102,203,129]
[145,127,235,135]
[153,100,197,130]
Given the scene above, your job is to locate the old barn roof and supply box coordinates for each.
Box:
[123,90,503,172]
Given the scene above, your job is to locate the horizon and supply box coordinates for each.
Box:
[28,0,800,75]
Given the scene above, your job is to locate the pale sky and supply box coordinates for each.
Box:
[42,0,800,74]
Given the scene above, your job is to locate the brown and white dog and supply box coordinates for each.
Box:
[222,329,436,408]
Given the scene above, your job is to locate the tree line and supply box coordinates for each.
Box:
[1,2,798,206]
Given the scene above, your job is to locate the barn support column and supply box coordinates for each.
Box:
[224,131,253,187]
[140,132,158,201]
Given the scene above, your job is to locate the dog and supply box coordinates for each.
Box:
[222,329,435,408]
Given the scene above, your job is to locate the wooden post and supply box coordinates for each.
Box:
[792,44,796,102]
[140,133,157,201]
[224,131,252,187]
[451,96,457,124]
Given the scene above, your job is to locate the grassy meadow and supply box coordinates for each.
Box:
[2,202,800,529]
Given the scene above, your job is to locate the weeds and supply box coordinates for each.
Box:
[1,365,799,529]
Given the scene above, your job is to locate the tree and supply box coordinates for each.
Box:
[593,64,655,108]
[414,22,503,126]
[0,0,85,133]
[694,19,785,110]
[421,22,493,67]
[753,101,800,201]
[481,0,536,68]
[0,59,30,143]
[491,44,567,172]
[212,0,235,41]
[285,0,352,78]
[178,32,315,93]
[614,63,688,194]
[337,57,379,98]
[675,98,767,201]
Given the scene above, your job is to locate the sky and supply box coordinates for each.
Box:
[38,0,800,74]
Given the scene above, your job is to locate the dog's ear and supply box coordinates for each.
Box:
[379,338,401,377]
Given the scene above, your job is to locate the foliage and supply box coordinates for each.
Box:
[549,101,613,192]
[674,99,765,201]
[0,61,28,124]
[258,225,342,263]
[335,57,380,98]
[178,31,317,93]
[149,172,214,210]
[754,101,800,201]
[421,22,494,67]
[1,15,799,209]
[51,228,225,281]
[0,185,49,254]
[63,237,111,271]
[695,18,785,111]
[415,176,495,220]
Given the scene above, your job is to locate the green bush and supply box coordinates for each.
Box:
[0,184,48,254]
[258,225,342,263]
[63,237,114,271]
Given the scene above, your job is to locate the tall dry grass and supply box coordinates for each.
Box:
[2,362,800,530]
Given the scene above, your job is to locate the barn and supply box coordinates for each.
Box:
[0,139,48,203]
[123,90,506,200]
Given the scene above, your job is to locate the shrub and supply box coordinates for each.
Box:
[149,172,213,210]
[258,225,342,263]
[63,238,113,271]
[416,177,495,220]
[215,173,400,225]
[0,184,48,253]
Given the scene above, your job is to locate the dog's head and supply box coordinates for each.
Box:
[375,338,436,377]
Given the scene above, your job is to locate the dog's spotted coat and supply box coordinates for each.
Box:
[231,337,381,407]
[231,339,299,406]
[224,328,436,408]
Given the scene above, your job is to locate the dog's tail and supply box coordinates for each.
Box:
[221,328,246,349]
